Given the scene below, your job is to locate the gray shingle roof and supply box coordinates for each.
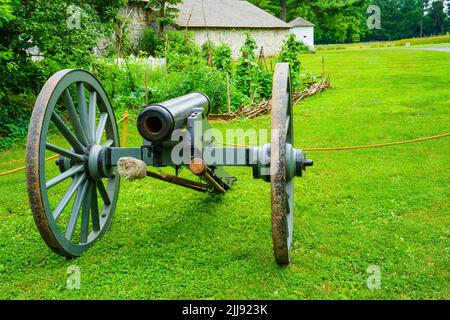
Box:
[143,0,291,29]
[288,17,315,27]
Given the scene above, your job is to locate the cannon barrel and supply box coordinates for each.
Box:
[137,92,211,142]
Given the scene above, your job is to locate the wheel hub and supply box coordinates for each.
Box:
[252,143,313,182]
[85,144,112,180]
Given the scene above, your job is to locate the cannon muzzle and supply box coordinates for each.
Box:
[137,93,210,142]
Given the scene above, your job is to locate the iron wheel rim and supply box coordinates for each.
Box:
[270,63,294,265]
[26,69,120,257]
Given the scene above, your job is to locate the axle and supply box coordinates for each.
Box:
[103,144,313,181]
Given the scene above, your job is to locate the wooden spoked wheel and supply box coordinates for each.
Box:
[26,69,120,258]
[270,63,294,265]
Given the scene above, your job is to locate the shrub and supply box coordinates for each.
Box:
[162,30,201,72]
[394,35,450,47]
[137,28,163,56]
[277,34,303,89]
[91,58,161,113]
[0,0,124,149]
[89,52,243,114]
[235,32,260,97]
[201,40,215,65]
[213,44,233,74]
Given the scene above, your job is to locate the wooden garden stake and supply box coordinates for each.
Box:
[145,68,149,107]
[322,55,325,79]
[122,111,129,147]
[226,72,231,114]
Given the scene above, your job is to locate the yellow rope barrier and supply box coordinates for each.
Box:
[121,111,129,147]
[0,154,59,177]
[0,111,448,178]
[302,133,450,152]
[0,112,131,178]
[218,133,450,151]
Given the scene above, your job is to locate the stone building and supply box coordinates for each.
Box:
[125,0,294,58]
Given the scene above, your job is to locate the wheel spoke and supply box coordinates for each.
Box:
[88,91,97,143]
[103,139,114,148]
[62,88,88,146]
[53,174,86,220]
[65,180,89,241]
[77,82,91,144]
[95,113,108,144]
[51,112,85,153]
[91,182,100,232]
[97,180,111,205]
[46,143,84,162]
[46,164,84,189]
[80,182,93,243]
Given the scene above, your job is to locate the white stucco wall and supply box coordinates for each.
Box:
[290,26,314,48]
[189,28,290,58]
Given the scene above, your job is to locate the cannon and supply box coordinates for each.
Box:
[26,63,313,264]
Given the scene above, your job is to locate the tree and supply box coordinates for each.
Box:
[113,9,133,59]
[250,0,371,43]
[145,0,183,35]
[290,0,369,43]
[0,0,127,146]
[247,0,281,16]
[85,0,127,23]
[279,0,287,21]
[0,0,15,27]
[363,0,448,41]
[248,0,450,43]
[249,0,287,21]
[427,0,446,34]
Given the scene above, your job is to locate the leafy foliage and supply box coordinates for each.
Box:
[365,0,450,41]
[213,44,233,74]
[91,33,248,115]
[158,31,249,113]
[137,27,163,57]
[235,32,260,97]
[0,0,15,27]
[85,0,127,23]
[162,30,201,72]
[201,40,215,65]
[23,1,105,63]
[277,34,303,89]
[235,32,274,100]
[0,0,125,149]
[247,0,282,16]
[145,0,183,34]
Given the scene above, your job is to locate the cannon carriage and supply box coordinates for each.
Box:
[26,63,313,264]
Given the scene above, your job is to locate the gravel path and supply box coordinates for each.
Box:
[420,47,450,53]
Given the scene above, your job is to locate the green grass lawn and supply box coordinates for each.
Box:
[0,47,449,299]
